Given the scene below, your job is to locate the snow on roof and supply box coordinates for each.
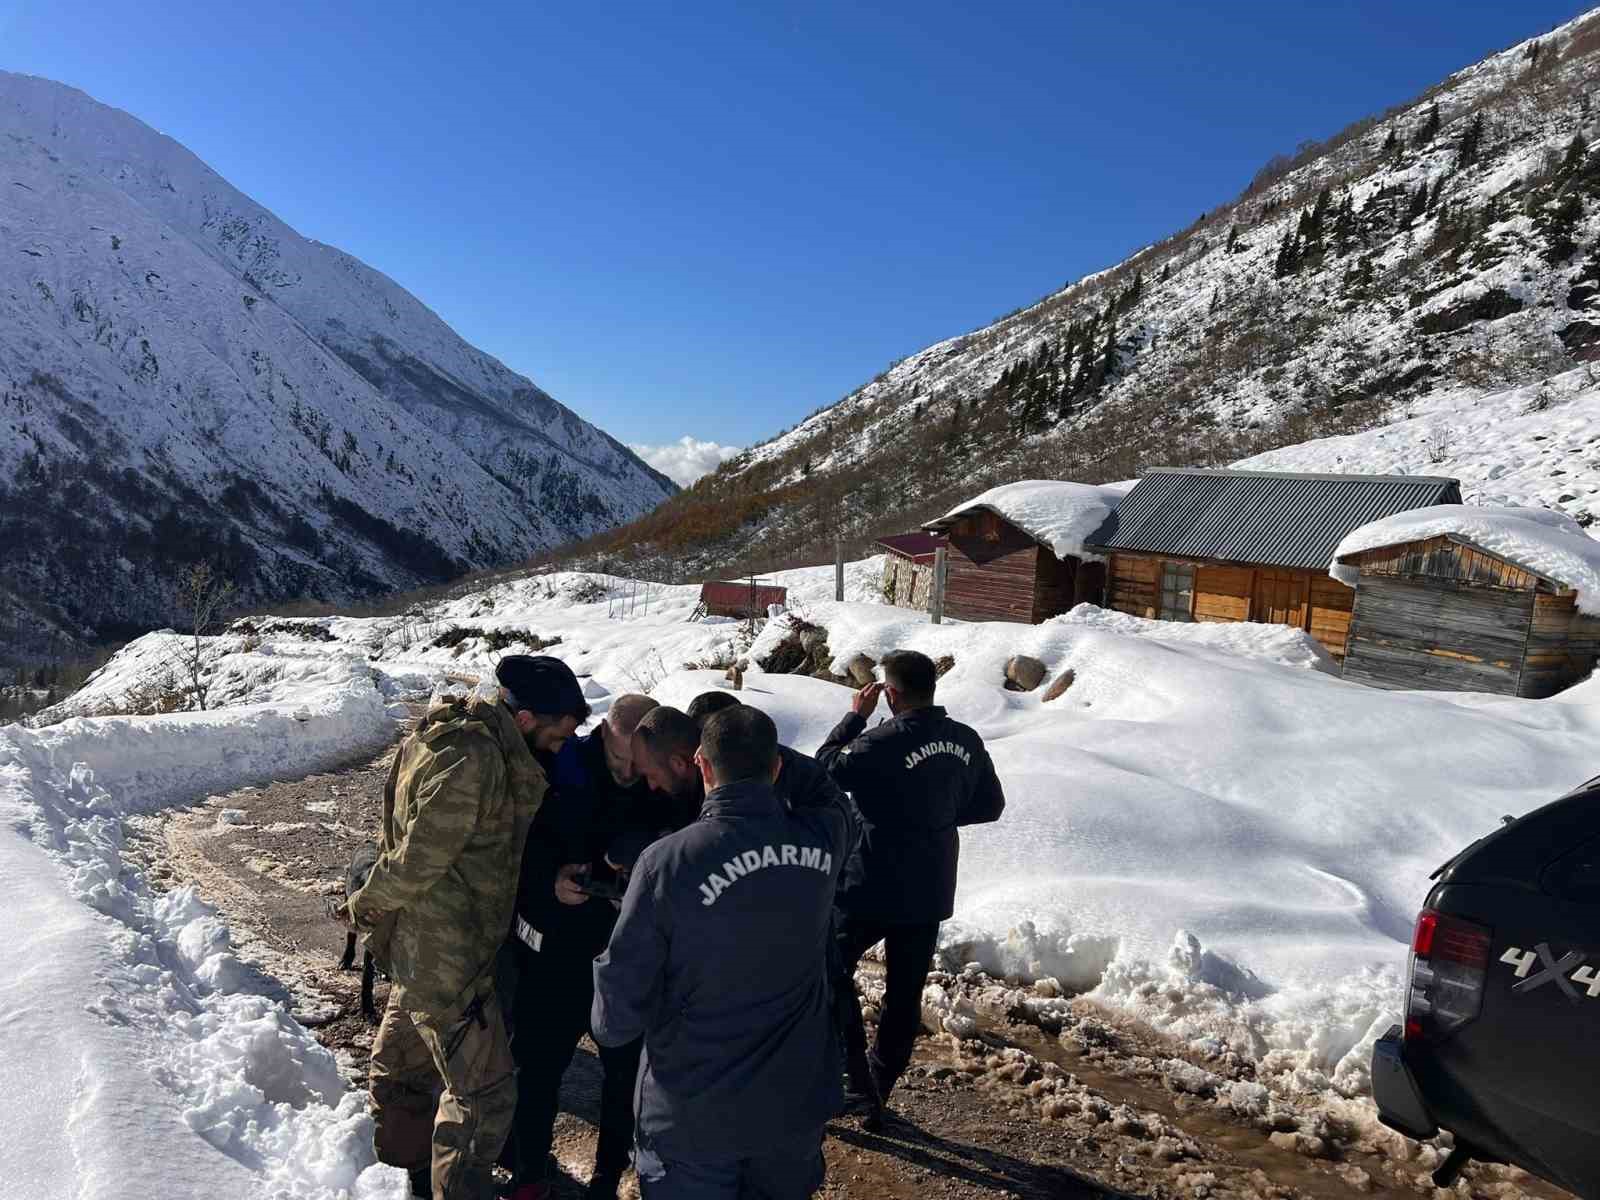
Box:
[925,479,1134,562]
[1332,505,1600,612]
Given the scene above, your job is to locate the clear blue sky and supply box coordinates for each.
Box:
[0,1,1588,461]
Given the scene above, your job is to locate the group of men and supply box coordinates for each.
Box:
[342,645,1005,1200]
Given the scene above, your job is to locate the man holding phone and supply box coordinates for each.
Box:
[816,650,1005,1128]
[505,693,659,1200]
[593,705,857,1198]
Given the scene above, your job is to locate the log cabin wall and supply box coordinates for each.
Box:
[1520,593,1600,697]
[1105,553,1354,658]
[1342,574,1533,694]
[1335,535,1592,696]
[943,512,1046,624]
[1032,544,1081,623]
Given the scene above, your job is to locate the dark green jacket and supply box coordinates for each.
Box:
[351,695,546,1018]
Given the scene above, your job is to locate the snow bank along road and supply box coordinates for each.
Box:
[10,557,1600,1196]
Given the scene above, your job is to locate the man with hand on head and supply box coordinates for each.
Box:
[817,649,1006,1128]
[347,654,583,1200]
[592,705,858,1199]
[505,692,659,1200]
[609,699,850,885]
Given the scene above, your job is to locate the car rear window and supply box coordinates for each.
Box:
[1545,835,1600,905]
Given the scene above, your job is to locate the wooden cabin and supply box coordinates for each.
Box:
[1087,469,1463,660]
[875,532,944,611]
[921,507,1107,624]
[698,580,788,620]
[1337,535,1600,696]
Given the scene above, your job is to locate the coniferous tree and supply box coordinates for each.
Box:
[1226,224,1240,253]
[1405,181,1431,227]
[1413,103,1441,147]
[1274,230,1301,277]
[1456,111,1485,170]
[1094,315,1119,391]
[1056,338,1078,420]
[1332,193,1356,254]
[1544,192,1584,265]
[1160,262,1171,282]
[944,398,965,452]
[1428,176,1447,211]
[1382,127,1399,153]
[1560,133,1589,180]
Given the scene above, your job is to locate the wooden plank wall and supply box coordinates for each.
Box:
[1350,536,1544,590]
[1108,554,1159,618]
[1108,556,1354,658]
[1343,575,1533,694]
[1308,575,1356,657]
[944,513,1043,623]
[1033,545,1080,623]
[1522,593,1600,697]
[1194,566,1251,622]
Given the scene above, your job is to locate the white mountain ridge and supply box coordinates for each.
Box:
[0,71,675,662]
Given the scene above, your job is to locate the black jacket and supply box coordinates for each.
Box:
[513,727,654,963]
[605,743,852,871]
[816,705,1005,923]
[590,777,857,1157]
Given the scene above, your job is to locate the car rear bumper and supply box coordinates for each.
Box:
[1372,1025,1438,1141]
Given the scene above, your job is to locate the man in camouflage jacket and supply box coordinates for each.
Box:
[348,655,589,1200]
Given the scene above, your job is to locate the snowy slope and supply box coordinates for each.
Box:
[0,72,675,663]
[578,8,1600,583]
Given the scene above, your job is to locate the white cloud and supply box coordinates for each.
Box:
[628,436,743,487]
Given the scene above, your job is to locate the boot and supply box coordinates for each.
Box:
[408,1168,432,1199]
[584,1166,623,1198]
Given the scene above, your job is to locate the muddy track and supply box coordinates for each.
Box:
[124,748,1561,1200]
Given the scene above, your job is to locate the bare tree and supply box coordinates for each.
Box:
[178,561,235,711]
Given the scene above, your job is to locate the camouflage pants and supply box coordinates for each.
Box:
[370,988,518,1200]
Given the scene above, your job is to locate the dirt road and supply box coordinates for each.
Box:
[124,745,1559,1200]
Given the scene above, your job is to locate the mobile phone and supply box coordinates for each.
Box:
[576,876,625,902]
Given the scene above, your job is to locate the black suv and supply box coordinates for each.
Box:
[1373,774,1600,1197]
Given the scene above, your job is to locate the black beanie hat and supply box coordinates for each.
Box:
[495,655,588,719]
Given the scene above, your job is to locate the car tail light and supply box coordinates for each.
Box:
[1404,907,1492,1043]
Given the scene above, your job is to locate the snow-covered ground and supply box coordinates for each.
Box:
[0,658,409,1199]
[12,551,1600,1193]
[1236,364,1600,521]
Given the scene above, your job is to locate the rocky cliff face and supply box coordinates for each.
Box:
[0,71,675,662]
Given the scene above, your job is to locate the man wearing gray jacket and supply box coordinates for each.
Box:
[592,705,857,1198]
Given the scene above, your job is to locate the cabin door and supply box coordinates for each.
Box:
[1253,569,1309,629]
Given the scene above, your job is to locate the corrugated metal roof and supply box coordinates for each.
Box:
[1088,468,1463,569]
[875,532,945,562]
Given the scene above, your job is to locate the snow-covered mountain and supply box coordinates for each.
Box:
[0,72,675,664]
[566,8,1600,578]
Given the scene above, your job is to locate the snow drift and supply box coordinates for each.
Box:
[0,662,406,1200]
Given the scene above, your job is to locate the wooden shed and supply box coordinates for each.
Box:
[875,532,944,611]
[698,580,788,620]
[1336,534,1600,696]
[922,481,1123,624]
[1087,469,1463,660]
